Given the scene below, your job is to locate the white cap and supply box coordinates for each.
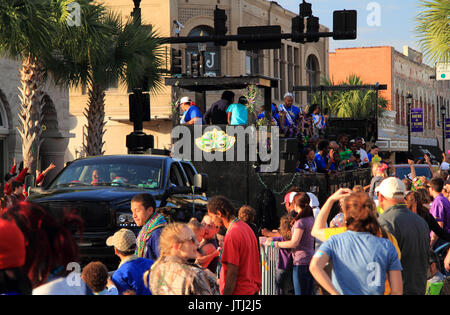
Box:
[307,192,320,208]
[440,162,450,171]
[282,192,298,205]
[283,92,294,99]
[375,177,406,199]
[179,96,191,105]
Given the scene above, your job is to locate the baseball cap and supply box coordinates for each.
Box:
[179,96,191,105]
[106,228,136,252]
[0,219,26,269]
[282,192,298,205]
[307,192,320,209]
[440,162,450,171]
[375,177,406,199]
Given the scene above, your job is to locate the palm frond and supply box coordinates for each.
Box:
[415,0,450,64]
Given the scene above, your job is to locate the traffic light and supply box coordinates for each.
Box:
[190,53,201,77]
[291,16,305,43]
[306,16,320,42]
[299,0,312,18]
[333,10,357,40]
[129,92,150,122]
[237,26,281,50]
[170,48,182,75]
[214,6,228,46]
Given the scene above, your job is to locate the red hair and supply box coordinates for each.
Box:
[1,202,83,288]
[342,192,380,236]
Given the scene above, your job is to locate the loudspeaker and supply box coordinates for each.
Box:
[278,138,299,173]
[279,158,297,173]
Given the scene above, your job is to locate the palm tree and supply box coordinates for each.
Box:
[415,0,450,64]
[50,13,165,156]
[311,75,387,119]
[0,0,107,173]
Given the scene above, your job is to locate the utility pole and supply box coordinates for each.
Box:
[406,92,413,153]
[126,0,154,154]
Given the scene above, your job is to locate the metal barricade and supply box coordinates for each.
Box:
[259,237,279,295]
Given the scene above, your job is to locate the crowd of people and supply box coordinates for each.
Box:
[1,159,56,210]
[1,149,450,295]
[177,91,381,174]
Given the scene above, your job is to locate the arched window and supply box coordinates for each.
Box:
[186,26,221,77]
[0,91,9,134]
[395,90,400,125]
[306,55,320,104]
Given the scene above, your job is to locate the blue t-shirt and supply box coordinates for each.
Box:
[226,103,248,125]
[315,153,328,172]
[278,105,301,127]
[112,257,154,295]
[318,231,402,295]
[181,106,203,125]
[145,227,163,261]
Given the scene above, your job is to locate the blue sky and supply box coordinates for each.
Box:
[276,0,427,62]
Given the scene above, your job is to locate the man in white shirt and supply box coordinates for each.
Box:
[355,137,369,167]
[440,152,450,173]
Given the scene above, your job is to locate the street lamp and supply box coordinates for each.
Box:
[198,30,207,77]
[441,104,446,154]
[406,92,413,153]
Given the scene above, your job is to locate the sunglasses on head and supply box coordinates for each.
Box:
[183,235,196,244]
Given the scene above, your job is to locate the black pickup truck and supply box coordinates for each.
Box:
[27,154,208,268]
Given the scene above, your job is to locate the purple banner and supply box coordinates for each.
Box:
[411,108,423,133]
[445,119,450,139]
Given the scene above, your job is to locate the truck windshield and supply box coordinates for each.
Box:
[50,158,163,190]
[395,166,432,180]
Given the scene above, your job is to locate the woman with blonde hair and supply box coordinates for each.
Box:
[146,223,219,295]
[369,163,388,198]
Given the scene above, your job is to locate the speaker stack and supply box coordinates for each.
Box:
[279,138,299,173]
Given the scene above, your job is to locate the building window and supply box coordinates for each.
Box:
[280,44,286,99]
[186,26,221,77]
[294,47,300,102]
[0,97,9,132]
[106,77,118,91]
[395,90,400,125]
[273,49,280,101]
[287,46,293,94]
[245,50,263,75]
[306,54,320,105]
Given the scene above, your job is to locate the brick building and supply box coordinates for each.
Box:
[329,45,450,161]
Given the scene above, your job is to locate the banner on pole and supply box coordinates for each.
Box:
[411,108,423,133]
[445,119,450,139]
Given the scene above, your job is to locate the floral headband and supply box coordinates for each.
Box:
[377,164,388,173]
[412,177,426,191]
